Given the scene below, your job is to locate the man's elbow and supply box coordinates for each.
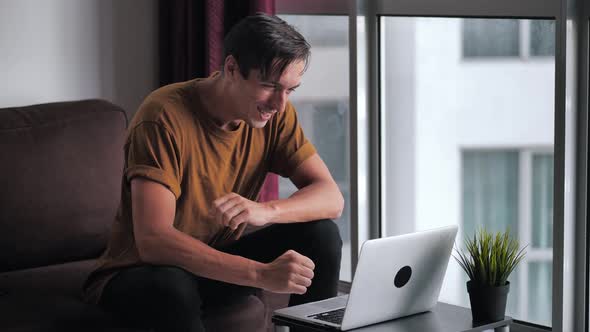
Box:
[331,190,345,219]
[136,233,163,264]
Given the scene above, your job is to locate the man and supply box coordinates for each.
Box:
[83,13,344,332]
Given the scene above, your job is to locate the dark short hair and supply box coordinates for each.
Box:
[223,13,310,80]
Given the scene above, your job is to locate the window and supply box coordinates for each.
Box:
[530,21,556,57]
[462,20,555,58]
[276,15,352,282]
[278,0,588,329]
[275,15,347,47]
[462,150,553,326]
[462,19,520,57]
[380,17,555,326]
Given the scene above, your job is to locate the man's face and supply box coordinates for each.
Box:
[232,60,304,128]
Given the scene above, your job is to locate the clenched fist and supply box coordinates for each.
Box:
[257,250,315,294]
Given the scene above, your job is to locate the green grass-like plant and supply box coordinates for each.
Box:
[454,228,527,287]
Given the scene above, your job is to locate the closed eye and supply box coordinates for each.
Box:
[260,82,276,89]
[260,81,300,94]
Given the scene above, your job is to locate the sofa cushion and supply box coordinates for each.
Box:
[204,295,267,331]
[0,100,127,272]
[0,293,132,332]
[0,99,292,331]
[0,259,98,297]
[0,258,287,332]
[0,287,270,332]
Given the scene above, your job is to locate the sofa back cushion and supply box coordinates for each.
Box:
[0,100,127,272]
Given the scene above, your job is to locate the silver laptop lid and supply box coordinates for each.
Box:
[341,225,458,331]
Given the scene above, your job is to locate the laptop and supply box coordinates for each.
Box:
[274,225,459,331]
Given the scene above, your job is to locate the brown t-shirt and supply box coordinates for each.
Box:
[83,75,316,304]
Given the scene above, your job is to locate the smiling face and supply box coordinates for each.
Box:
[226,57,304,128]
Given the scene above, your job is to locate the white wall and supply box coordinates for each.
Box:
[0,0,158,115]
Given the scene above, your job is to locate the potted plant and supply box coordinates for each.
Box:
[454,228,527,323]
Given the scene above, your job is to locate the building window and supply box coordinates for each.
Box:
[462,19,520,57]
[530,21,556,57]
[462,19,555,58]
[462,149,553,326]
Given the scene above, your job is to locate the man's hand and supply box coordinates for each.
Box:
[257,250,315,294]
[212,193,276,229]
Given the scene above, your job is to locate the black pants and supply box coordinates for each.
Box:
[99,219,343,332]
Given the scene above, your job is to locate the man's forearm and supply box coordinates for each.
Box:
[266,180,344,223]
[137,226,263,287]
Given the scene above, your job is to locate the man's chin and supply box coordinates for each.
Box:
[248,119,269,128]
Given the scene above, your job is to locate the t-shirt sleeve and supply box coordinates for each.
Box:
[124,121,183,198]
[269,103,317,178]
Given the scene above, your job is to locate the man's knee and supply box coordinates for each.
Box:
[146,266,203,311]
[101,265,205,331]
[303,219,343,257]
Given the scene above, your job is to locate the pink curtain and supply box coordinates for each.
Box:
[160,0,279,202]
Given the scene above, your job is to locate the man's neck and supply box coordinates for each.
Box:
[198,73,242,131]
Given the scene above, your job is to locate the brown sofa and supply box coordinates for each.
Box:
[0,99,288,332]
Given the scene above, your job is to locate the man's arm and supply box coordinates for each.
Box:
[131,177,314,293]
[269,153,344,223]
[214,153,344,228]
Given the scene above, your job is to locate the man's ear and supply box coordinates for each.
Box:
[224,55,239,79]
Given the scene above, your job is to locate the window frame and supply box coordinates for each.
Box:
[273,14,354,281]
[277,0,380,281]
[276,0,590,331]
[375,2,588,331]
[583,2,590,331]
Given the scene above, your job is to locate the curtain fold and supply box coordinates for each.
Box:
[159,0,205,84]
[159,0,279,202]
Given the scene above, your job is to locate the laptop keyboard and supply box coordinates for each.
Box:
[308,307,345,325]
